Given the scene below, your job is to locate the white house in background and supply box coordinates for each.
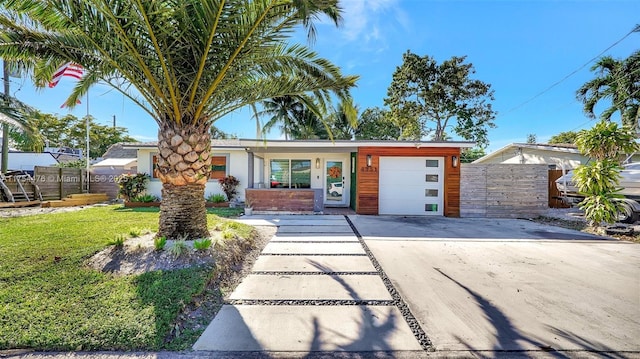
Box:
[474,143,640,169]
[474,143,587,169]
[125,138,474,216]
[0,151,59,174]
[91,158,137,171]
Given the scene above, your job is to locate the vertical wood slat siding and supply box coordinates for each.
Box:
[548,169,571,208]
[355,147,461,216]
[460,164,548,217]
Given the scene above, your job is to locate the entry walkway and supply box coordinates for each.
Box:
[193,215,424,354]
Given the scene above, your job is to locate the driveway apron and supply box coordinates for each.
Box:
[348,215,640,356]
[193,215,425,353]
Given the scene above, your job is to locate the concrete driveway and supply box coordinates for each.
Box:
[348,215,640,356]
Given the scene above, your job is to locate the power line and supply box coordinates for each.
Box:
[502,24,639,116]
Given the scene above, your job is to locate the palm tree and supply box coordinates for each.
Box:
[289,108,328,139]
[577,50,639,132]
[0,93,44,154]
[326,98,358,140]
[260,95,305,140]
[0,1,358,239]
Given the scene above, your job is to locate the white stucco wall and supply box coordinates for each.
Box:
[479,148,586,169]
[137,148,250,201]
[4,152,58,171]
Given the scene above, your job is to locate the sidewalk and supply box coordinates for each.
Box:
[192,215,425,354]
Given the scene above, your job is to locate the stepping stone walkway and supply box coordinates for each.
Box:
[193,215,429,353]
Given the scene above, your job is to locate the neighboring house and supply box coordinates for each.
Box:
[101,143,138,160]
[43,146,83,164]
[0,151,59,174]
[125,139,474,216]
[91,158,137,171]
[474,143,640,170]
[91,145,139,200]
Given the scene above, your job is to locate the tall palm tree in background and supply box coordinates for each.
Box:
[0,93,44,153]
[0,0,357,239]
[260,95,305,140]
[577,50,639,133]
[260,95,356,139]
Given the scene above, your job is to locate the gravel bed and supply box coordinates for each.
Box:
[344,216,433,351]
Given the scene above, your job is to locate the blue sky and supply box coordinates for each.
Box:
[9,0,640,152]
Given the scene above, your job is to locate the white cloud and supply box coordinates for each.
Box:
[339,0,409,43]
[132,134,157,142]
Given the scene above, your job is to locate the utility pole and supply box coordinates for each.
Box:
[113,115,116,128]
[1,60,10,173]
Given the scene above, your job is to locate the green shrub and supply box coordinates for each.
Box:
[221,229,236,239]
[206,193,227,203]
[154,236,167,251]
[218,175,240,202]
[574,121,640,225]
[116,173,150,202]
[128,228,143,237]
[193,238,212,251]
[169,240,190,258]
[108,234,127,247]
[132,194,159,203]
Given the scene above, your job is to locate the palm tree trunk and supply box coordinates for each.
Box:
[156,121,211,239]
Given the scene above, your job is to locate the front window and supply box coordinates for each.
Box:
[151,153,228,180]
[270,159,311,188]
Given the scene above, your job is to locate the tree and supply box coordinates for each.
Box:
[526,134,537,144]
[384,51,497,147]
[460,147,485,163]
[354,107,401,140]
[260,95,305,140]
[573,120,639,225]
[577,49,640,132]
[326,99,358,140]
[548,131,579,144]
[0,1,357,239]
[0,93,44,154]
[9,112,135,158]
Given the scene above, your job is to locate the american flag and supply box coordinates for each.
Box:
[48,62,83,88]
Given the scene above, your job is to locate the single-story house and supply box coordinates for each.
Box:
[125,139,474,216]
[473,143,640,169]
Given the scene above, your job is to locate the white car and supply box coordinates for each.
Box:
[329,182,343,196]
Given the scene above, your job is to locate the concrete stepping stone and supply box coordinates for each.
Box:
[252,255,377,273]
[229,274,392,301]
[262,242,365,255]
[271,234,359,242]
[193,305,422,352]
[277,225,354,233]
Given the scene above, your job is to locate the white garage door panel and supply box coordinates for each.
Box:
[379,156,444,216]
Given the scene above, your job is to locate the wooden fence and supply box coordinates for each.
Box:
[90,167,128,200]
[34,166,128,200]
[460,164,548,218]
[34,166,86,200]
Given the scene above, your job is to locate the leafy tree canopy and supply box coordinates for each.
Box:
[354,107,401,140]
[460,147,486,163]
[384,51,497,147]
[9,111,135,158]
[526,134,537,144]
[548,131,579,145]
[577,48,639,132]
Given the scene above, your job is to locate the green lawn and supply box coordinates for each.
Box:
[0,205,248,350]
